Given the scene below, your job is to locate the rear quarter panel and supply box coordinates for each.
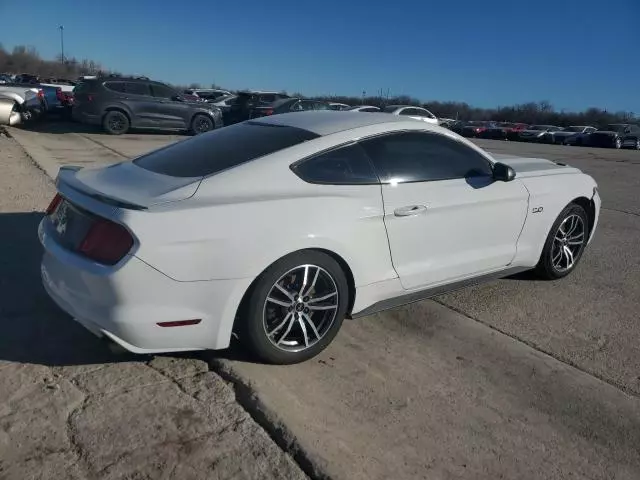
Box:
[512,172,598,266]
[122,130,400,287]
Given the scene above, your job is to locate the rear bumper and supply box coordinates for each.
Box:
[39,218,251,353]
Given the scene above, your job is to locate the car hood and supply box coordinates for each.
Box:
[492,154,581,178]
[56,161,202,209]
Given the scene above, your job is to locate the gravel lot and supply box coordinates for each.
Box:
[2,121,639,479]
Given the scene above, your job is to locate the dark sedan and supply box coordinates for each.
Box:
[250,98,331,119]
[589,124,640,149]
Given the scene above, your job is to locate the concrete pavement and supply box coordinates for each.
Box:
[3,122,640,479]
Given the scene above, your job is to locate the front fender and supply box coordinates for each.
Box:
[512,173,598,266]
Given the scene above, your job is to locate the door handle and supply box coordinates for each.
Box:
[394,205,427,217]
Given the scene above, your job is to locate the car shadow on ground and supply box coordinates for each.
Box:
[0,211,253,369]
[19,118,189,137]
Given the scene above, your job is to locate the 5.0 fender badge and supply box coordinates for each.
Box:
[532,206,544,213]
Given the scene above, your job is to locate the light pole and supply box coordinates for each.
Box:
[59,25,64,64]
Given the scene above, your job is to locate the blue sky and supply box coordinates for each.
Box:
[1,0,639,112]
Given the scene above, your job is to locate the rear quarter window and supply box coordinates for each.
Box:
[133,122,320,177]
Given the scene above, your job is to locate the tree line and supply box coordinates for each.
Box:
[1,45,635,128]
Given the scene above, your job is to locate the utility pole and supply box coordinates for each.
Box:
[59,25,65,64]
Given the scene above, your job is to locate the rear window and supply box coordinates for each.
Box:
[133,122,320,177]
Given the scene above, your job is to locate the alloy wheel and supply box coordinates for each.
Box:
[551,214,585,272]
[109,115,125,132]
[615,137,622,149]
[262,264,339,352]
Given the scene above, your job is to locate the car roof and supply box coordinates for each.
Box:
[252,110,429,136]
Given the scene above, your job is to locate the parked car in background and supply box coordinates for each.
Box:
[347,105,380,113]
[551,126,597,145]
[446,120,466,135]
[589,124,640,149]
[0,74,12,84]
[0,85,45,125]
[383,105,438,124]
[72,75,223,135]
[461,121,496,137]
[14,73,40,84]
[39,111,600,364]
[517,125,562,142]
[222,91,290,125]
[328,102,351,111]
[478,122,528,140]
[183,88,232,102]
[250,98,331,119]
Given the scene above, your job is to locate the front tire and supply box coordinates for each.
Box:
[190,114,214,135]
[535,204,589,280]
[103,110,129,135]
[239,250,349,364]
[614,137,622,149]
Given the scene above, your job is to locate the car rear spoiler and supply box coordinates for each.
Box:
[56,165,148,211]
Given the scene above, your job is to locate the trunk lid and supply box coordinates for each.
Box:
[57,162,202,210]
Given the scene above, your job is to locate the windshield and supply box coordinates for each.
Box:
[133,122,319,177]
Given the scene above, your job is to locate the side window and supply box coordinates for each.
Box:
[313,102,330,110]
[399,108,416,116]
[150,84,177,99]
[360,132,493,183]
[292,144,379,185]
[104,82,126,93]
[299,101,317,111]
[259,94,276,103]
[125,82,151,96]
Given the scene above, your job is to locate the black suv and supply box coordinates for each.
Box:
[589,124,640,149]
[72,75,223,135]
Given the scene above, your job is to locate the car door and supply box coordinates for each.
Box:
[119,82,155,127]
[360,131,529,290]
[147,83,190,129]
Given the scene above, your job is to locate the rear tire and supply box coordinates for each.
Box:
[614,137,622,149]
[103,110,129,135]
[238,250,349,364]
[535,204,589,280]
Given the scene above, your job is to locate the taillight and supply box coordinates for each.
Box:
[78,219,134,265]
[37,89,45,99]
[262,108,274,116]
[87,94,93,102]
[46,194,62,215]
[55,88,65,102]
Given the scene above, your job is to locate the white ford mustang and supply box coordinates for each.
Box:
[39,111,601,364]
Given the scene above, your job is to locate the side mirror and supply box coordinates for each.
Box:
[493,162,516,182]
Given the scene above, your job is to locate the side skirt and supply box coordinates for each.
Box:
[350,266,529,319]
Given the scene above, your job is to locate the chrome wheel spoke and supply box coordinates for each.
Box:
[308,291,337,303]
[276,314,296,345]
[274,283,295,301]
[266,297,292,308]
[308,304,337,311]
[301,313,321,339]
[297,314,309,347]
[563,245,574,268]
[302,268,320,298]
[268,312,293,337]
